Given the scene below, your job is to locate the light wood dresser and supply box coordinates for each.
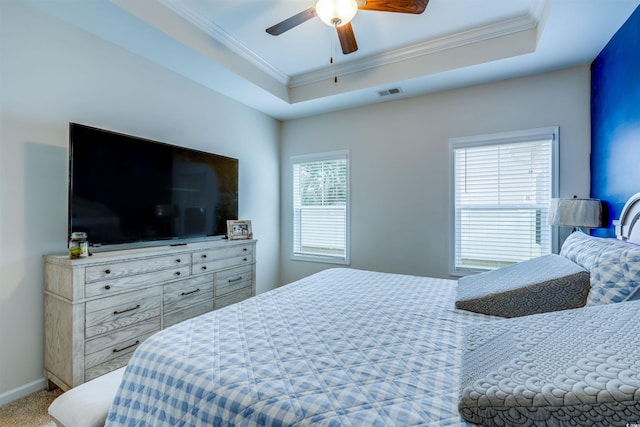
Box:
[44,239,256,391]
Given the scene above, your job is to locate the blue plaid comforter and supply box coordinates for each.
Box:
[106,268,496,426]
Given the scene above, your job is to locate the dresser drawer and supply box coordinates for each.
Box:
[192,244,253,264]
[84,352,131,383]
[85,287,161,338]
[83,321,158,382]
[164,300,214,328]
[84,318,160,370]
[85,254,191,283]
[85,266,190,298]
[196,254,253,275]
[163,274,214,314]
[215,265,253,297]
[215,286,253,310]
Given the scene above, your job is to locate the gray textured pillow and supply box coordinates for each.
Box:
[455,254,589,317]
[459,300,640,426]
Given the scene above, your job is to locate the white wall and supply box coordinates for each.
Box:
[280,66,591,284]
[0,0,280,401]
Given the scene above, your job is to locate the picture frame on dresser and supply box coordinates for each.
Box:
[227,220,253,240]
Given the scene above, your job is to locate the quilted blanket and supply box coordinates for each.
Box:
[106,268,497,426]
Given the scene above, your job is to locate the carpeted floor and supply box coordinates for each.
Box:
[0,388,62,427]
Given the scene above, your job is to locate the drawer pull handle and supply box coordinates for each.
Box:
[201,254,207,259]
[228,276,243,283]
[243,258,248,262]
[105,269,111,274]
[176,258,181,263]
[113,304,140,315]
[113,340,140,353]
[181,288,200,296]
[201,266,207,271]
[104,285,111,290]
[243,248,247,252]
[175,271,181,276]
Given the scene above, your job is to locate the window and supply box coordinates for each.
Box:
[450,128,558,276]
[291,150,349,264]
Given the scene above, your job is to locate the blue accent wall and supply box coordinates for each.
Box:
[591,5,640,237]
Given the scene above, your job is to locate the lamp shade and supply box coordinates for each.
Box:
[315,0,358,27]
[548,198,604,228]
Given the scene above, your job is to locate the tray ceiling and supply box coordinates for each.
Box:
[25,0,640,119]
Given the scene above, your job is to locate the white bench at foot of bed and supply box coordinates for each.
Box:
[48,367,124,427]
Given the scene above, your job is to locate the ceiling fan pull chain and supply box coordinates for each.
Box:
[329,36,337,83]
[331,36,338,83]
[330,54,338,82]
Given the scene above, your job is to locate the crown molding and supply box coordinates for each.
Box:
[290,12,539,87]
[158,0,290,86]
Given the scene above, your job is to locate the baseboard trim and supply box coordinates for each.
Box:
[0,377,47,407]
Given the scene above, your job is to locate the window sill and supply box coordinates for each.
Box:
[291,254,350,265]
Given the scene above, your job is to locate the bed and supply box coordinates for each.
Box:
[106,269,496,425]
[105,193,640,426]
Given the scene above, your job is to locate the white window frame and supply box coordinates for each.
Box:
[449,127,559,276]
[290,150,350,264]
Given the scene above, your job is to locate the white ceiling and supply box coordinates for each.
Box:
[26,0,640,120]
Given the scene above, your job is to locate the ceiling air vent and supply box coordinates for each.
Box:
[377,87,403,97]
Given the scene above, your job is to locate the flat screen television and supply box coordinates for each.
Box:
[69,123,238,249]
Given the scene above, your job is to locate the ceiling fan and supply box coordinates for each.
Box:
[266,0,429,55]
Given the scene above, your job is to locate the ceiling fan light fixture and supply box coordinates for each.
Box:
[316,0,358,27]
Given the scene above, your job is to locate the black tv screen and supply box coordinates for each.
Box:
[69,123,238,247]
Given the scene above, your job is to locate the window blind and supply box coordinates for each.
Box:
[292,151,349,263]
[451,130,557,274]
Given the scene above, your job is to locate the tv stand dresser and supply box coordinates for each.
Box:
[44,239,256,391]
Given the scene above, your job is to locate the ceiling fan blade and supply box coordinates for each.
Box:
[357,0,429,14]
[336,23,358,54]
[266,7,317,36]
